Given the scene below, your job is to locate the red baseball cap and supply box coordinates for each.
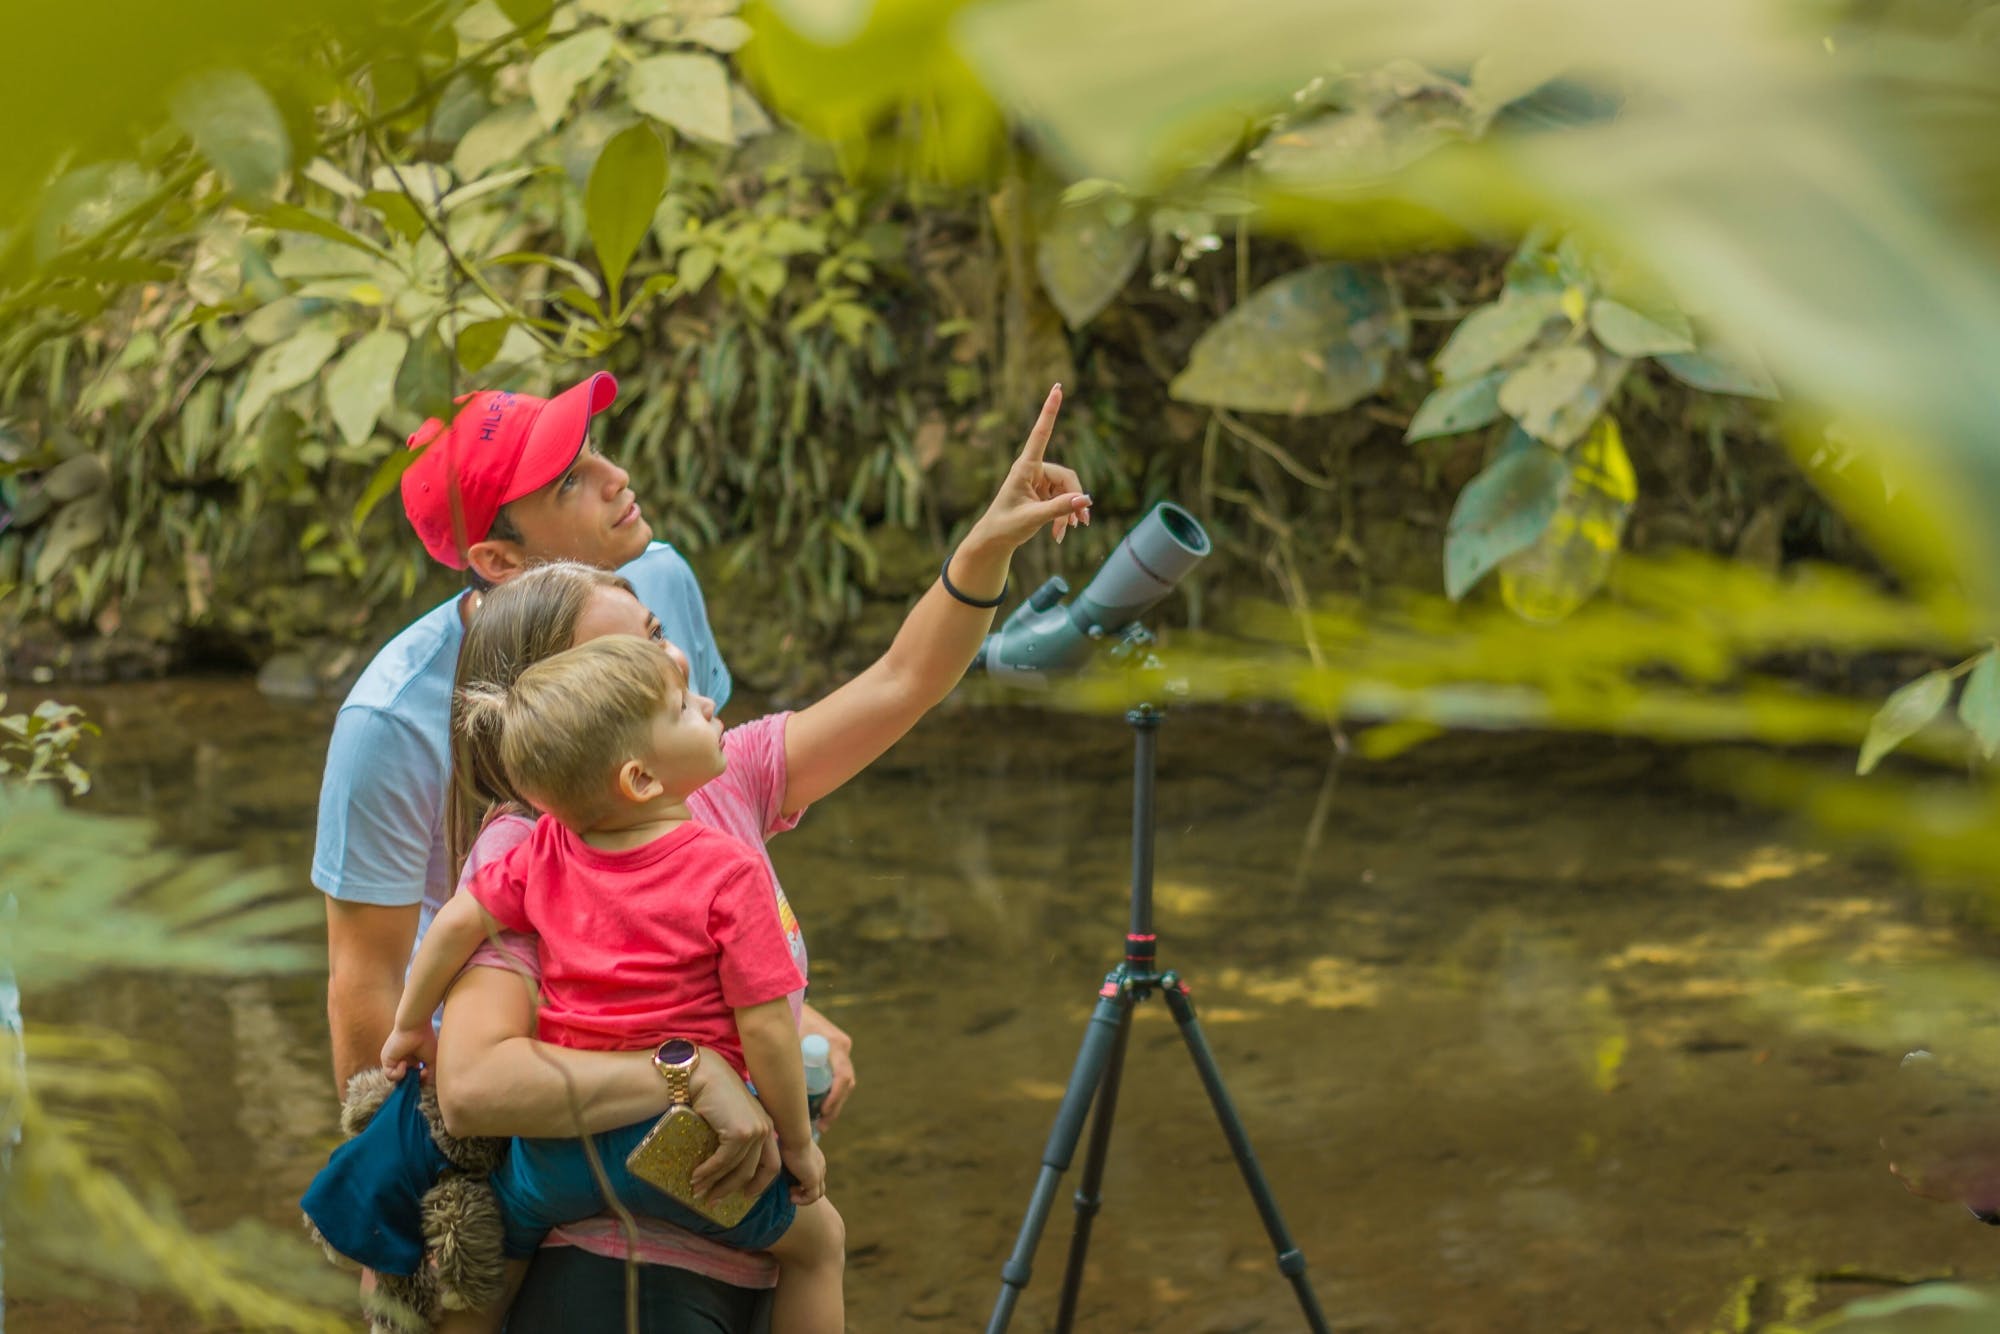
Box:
[399,373,619,569]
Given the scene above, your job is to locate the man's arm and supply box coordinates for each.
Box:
[324,897,418,1095]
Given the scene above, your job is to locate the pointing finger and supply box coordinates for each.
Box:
[1017,384,1063,467]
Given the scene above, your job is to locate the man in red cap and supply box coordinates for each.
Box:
[313,372,757,1094]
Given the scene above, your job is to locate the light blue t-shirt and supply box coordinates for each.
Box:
[312,543,730,940]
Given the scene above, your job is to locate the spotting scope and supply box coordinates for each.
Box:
[972,501,1211,682]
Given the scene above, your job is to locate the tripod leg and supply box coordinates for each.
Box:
[988,983,1133,1334]
[1053,990,1135,1332]
[1161,980,1331,1334]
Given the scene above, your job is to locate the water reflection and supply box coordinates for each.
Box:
[11,679,2000,1331]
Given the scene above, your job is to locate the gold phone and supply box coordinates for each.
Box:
[624,1105,757,1229]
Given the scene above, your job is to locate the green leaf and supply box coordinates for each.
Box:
[1858,669,1953,774]
[1499,345,1597,445]
[353,445,424,531]
[248,202,393,265]
[32,496,109,586]
[324,329,408,447]
[1588,298,1694,357]
[1813,1282,1999,1332]
[1497,416,1637,621]
[587,124,670,301]
[629,53,737,145]
[1406,372,1505,442]
[235,328,340,431]
[1443,434,1568,600]
[1658,343,1779,399]
[396,329,455,422]
[684,16,754,51]
[454,101,545,181]
[1434,293,1559,382]
[1170,263,1407,415]
[1957,650,2000,760]
[456,319,513,375]
[363,189,426,243]
[1037,194,1146,329]
[529,27,616,130]
[169,70,290,197]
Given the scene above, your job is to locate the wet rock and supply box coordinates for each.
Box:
[255,644,365,702]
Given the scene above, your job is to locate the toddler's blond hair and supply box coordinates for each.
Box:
[458,635,683,829]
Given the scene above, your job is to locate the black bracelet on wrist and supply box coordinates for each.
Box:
[940,549,1007,608]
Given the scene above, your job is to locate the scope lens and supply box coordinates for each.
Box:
[1154,503,1211,556]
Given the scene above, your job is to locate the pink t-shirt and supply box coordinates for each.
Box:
[457,711,808,1285]
[465,819,804,1074]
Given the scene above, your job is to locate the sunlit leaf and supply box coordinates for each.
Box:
[248,202,392,265]
[1499,344,1596,445]
[1957,650,2000,761]
[1170,263,1406,414]
[685,16,754,50]
[529,26,616,130]
[324,329,408,447]
[1434,293,1558,382]
[1859,670,1954,775]
[1406,371,1505,441]
[169,69,290,197]
[630,52,737,145]
[1588,297,1693,357]
[234,328,340,431]
[768,0,875,43]
[1443,432,1567,600]
[1809,1283,2000,1333]
[1498,415,1637,621]
[1036,192,1146,329]
[587,123,670,301]
[454,101,545,181]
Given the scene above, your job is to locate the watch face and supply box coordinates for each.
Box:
[656,1038,697,1068]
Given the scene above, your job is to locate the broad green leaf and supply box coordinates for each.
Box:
[1537,354,1630,450]
[1858,669,1953,775]
[236,328,340,431]
[250,203,392,265]
[353,446,424,530]
[529,27,616,130]
[1443,433,1568,600]
[587,124,670,300]
[1498,416,1637,621]
[324,329,408,447]
[1406,371,1505,441]
[456,319,513,374]
[454,102,544,181]
[32,496,109,586]
[170,70,290,198]
[363,189,426,243]
[1434,293,1558,382]
[629,53,737,145]
[685,16,754,50]
[369,163,453,209]
[490,249,603,299]
[1500,344,1597,445]
[442,166,543,213]
[1170,263,1407,415]
[1957,649,2000,760]
[1036,195,1146,329]
[1588,298,1693,357]
[1658,343,1779,399]
[396,329,455,422]
[769,0,874,44]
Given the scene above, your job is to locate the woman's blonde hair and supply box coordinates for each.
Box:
[460,637,681,831]
[445,562,636,881]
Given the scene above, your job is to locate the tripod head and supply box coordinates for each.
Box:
[972,502,1211,685]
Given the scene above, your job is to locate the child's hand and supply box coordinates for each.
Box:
[782,1138,826,1206]
[380,1025,436,1082]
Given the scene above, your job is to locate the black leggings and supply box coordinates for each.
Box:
[505,1246,772,1334]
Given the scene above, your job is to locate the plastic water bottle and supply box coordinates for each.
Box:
[801,1034,833,1138]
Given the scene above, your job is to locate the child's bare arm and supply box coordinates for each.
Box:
[380,892,501,1077]
[736,999,812,1150]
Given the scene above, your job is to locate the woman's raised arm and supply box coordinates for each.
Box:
[782,385,1088,816]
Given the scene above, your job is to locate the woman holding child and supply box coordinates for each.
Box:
[304,387,1088,1332]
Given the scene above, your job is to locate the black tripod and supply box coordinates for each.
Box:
[987,703,1330,1333]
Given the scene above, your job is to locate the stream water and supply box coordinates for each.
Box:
[9,678,2000,1332]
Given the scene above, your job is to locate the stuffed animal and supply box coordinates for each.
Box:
[304,1068,508,1334]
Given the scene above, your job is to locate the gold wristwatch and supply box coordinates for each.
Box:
[651,1038,699,1106]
